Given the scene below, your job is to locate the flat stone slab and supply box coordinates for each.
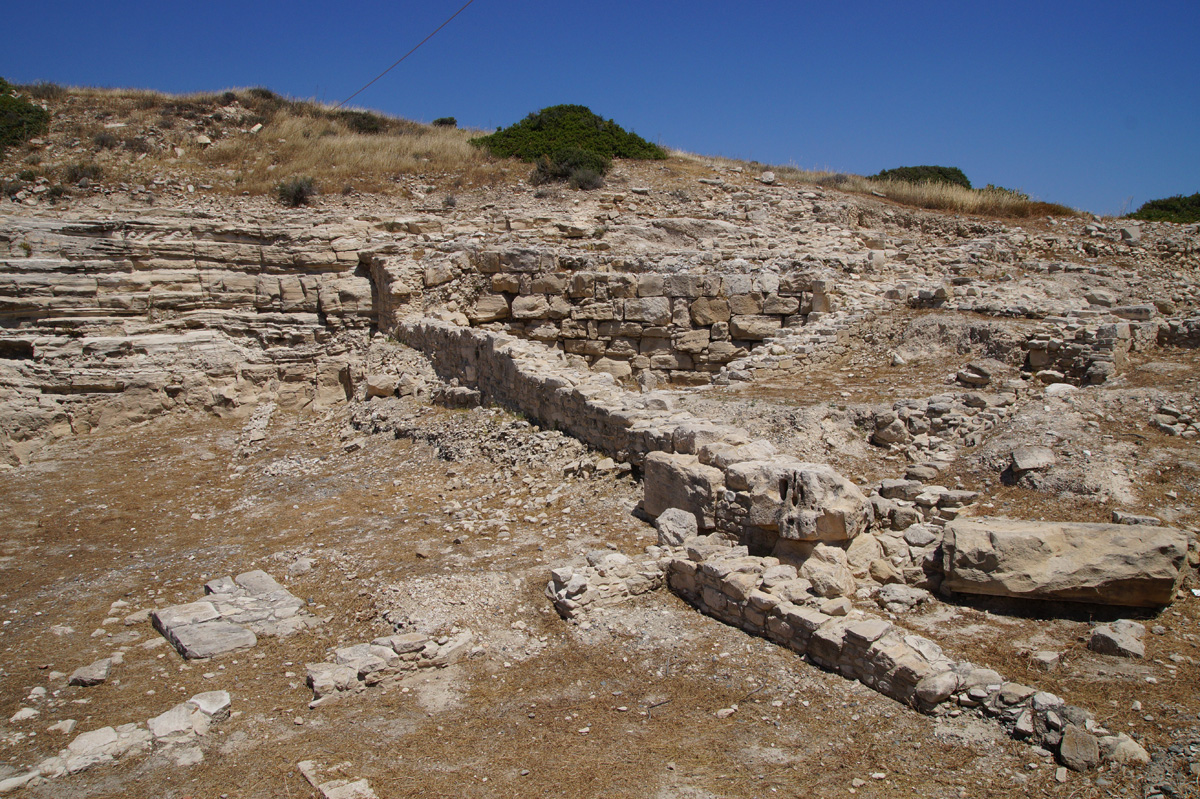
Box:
[154,570,319,658]
[163,621,258,660]
[943,517,1188,607]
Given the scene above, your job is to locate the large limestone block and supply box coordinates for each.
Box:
[643,452,725,531]
[729,315,781,340]
[469,294,509,323]
[622,297,671,325]
[777,464,871,542]
[943,518,1188,607]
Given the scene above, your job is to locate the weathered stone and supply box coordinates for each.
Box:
[777,464,871,542]
[1059,725,1100,771]
[655,508,698,547]
[1087,620,1145,658]
[469,294,509,322]
[1010,446,1056,473]
[643,453,725,530]
[68,658,111,687]
[163,621,258,659]
[943,518,1188,607]
[799,545,857,598]
[729,315,781,340]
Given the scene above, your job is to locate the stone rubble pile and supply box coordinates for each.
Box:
[0,691,231,793]
[152,569,320,659]
[868,390,1017,462]
[305,629,474,704]
[545,550,665,619]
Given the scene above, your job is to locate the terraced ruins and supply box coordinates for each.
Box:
[2,145,1200,798]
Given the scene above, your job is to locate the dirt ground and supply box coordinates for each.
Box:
[0,383,1197,798]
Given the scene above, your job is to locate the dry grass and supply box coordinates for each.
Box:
[6,84,1078,216]
[3,85,517,197]
[668,150,1077,219]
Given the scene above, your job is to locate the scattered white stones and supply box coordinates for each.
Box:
[306,630,474,704]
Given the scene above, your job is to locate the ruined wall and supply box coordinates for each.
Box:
[378,245,832,385]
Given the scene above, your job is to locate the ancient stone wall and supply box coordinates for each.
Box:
[390,245,829,384]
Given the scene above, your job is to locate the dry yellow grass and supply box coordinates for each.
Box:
[4,85,517,197]
[668,150,1075,219]
[5,84,1076,216]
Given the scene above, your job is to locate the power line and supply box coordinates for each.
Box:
[335,0,478,110]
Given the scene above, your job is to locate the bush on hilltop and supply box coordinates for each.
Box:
[1126,193,1200,224]
[875,165,972,190]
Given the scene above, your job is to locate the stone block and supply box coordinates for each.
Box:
[943,518,1188,607]
[643,452,725,530]
[729,315,781,340]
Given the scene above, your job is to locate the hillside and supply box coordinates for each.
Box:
[1,84,1199,799]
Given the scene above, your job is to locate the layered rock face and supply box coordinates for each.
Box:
[943,517,1189,607]
[0,215,376,464]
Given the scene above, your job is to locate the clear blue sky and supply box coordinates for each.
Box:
[4,1,1198,215]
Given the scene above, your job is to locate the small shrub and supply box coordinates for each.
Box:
[432,117,457,128]
[569,167,604,190]
[983,184,1030,201]
[531,146,611,185]
[1127,192,1200,224]
[21,82,66,100]
[442,194,457,208]
[817,173,852,187]
[46,184,67,202]
[339,109,388,135]
[874,165,972,189]
[220,91,238,105]
[247,87,278,101]
[93,131,119,149]
[1,178,23,197]
[123,136,153,154]
[16,169,36,181]
[64,162,102,185]
[0,86,51,156]
[276,176,316,207]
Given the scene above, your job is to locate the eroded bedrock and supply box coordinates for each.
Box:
[943,517,1189,607]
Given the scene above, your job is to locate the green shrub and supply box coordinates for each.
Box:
[432,117,457,128]
[64,162,102,184]
[123,136,153,154]
[472,104,666,180]
[0,82,51,157]
[874,165,972,189]
[220,91,238,105]
[530,146,611,185]
[1126,192,1200,224]
[338,109,388,135]
[16,169,36,181]
[569,168,605,191]
[277,176,316,207]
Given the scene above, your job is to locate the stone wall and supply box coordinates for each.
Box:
[396,319,870,553]
[650,535,1145,772]
[390,245,831,384]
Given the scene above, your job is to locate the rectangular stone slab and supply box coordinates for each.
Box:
[943,517,1188,607]
[162,621,258,659]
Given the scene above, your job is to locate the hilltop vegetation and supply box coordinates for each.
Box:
[0,78,50,156]
[471,104,666,189]
[0,82,1076,217]
[874,165,972,189]
[1127,193,1200,224]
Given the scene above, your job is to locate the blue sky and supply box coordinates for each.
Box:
[4,1,1198,215]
